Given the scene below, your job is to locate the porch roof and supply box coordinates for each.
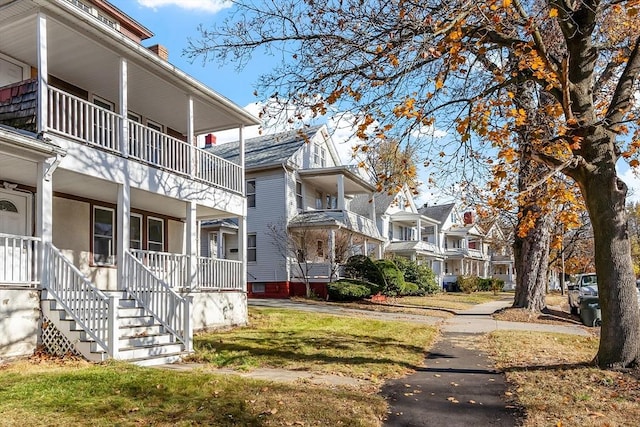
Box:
[297,166,375,194]
[288,210,383,241]
[0,0,259,135]
[389,211,440,225]
[387,240,443,258]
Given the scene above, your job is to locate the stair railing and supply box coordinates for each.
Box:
[124,251,192,352]
[45,243,117,356]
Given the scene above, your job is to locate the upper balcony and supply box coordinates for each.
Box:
[0,0,259,195]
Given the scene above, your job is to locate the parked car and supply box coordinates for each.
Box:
[568,273,598,315]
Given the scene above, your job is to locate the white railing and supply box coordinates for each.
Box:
[198,257,243,290]
[0,233,41,286]
[344,210,381,238]
[46,243,111,353]
[124,251,190,348]
[44,86,243,193]
[128,121,191,174]
[48,86,121,153]
[130,249,187,289]
[195,149,243,193]
[291,262,332,279]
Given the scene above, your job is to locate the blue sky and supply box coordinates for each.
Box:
[107,0,640,204]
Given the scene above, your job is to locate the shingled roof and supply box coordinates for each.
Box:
[418,202,456,224]
[206,125,323,170]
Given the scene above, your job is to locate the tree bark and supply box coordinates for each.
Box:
[513,207,551,311]
[576,154,640,368]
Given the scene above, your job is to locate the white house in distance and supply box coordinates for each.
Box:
[0,0,259,364]
[352,185,446,282]
[204,125,384,298]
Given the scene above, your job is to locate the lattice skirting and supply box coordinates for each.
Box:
[41,316,80,357]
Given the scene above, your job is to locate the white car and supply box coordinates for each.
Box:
[568,273,597,314]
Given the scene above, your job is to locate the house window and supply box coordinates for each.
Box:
[326,194,337,209]
[296,182,303,210]
[248,233,257,262]
[388,225,393,240]
[92,96,115,147]
[146,120,163,164]
[93,206,115,265]
[147,217,164,252]
[130,214,142,250]
[314,145,326,167]
[247,180,256,208]
[252,283,266,293]
[317,240,324,258]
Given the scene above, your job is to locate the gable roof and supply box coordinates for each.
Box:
[207,125,323,170]
[419,203,456,224]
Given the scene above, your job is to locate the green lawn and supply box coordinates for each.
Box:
[398,291,513,310]
[0,308,437,426]
[191,307,438,381]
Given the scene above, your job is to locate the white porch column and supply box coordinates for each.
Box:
[336,175,345,210]
[186,201,197,290]
[416,218,422,242]
[217,229,224,259]
[37,160,53,287]
[116,182,130,290]
[119,58,128,156]
[377,241,383,259]
[370,191,376,221]
[36,13,48,133]
[188,96,196,178]
[363,238,369,256]
[239,125,247,291]
[328,230,336,280]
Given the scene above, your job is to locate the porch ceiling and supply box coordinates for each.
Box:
[0,152,40,185]
[298,167,374,194]
[0,1,258,135]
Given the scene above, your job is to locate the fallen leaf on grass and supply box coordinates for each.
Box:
[447,397,460,403]
[469,400,476,404]
[588,412,605,418]
[434,374,441,377]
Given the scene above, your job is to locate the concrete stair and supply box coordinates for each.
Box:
[41,290,187,366]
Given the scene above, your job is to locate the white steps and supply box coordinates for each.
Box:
[41,290,188,366]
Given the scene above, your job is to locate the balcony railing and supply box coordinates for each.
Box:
[0,233,41,287]
[198,257,243,290]
[38,85,243,193]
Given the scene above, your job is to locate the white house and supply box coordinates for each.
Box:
[204,125,384,298]
[352,185,446,282]
[0,0,259,364]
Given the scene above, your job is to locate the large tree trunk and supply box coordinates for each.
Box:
[513,210,551,311]
[578,163,640,368]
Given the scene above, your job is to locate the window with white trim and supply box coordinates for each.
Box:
[314,144,326,167]
[247,233,257,262]
[247,180,256,208]
[296,182,303,210]
[147,217,164,252]
[130,214,142,250]
[93,206,115,265]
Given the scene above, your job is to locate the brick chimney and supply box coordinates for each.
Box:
[204,134,217,147]
[148,44,169,61]
[463,211,474,225]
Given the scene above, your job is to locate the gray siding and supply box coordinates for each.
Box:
[247,169,289,282]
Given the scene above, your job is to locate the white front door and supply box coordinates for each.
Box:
[0,189,31,283]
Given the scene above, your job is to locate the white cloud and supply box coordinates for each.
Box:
[137,0,232,13]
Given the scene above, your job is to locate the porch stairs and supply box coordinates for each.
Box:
[42,290,188,366]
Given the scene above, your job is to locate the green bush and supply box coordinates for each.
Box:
[374,259,405,296]
[477,278,493,292]
[490,278,505,294]
[343,255,383,284]
[327,281,372,301]
[401,281,423,296]
[335,278,382,295]
[392,257,440,295]
[456,275,479,294]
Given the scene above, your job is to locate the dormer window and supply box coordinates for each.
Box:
[314,144,326,167]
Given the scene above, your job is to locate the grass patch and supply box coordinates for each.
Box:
[398,292,513,310]
[0,360,386,426]
[191,308,438,382]
[485,331,640,426]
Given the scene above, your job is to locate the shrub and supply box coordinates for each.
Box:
[374,259,405,296]
[457,275,479,294]
[335,278,382,295]
[477,278,493,292]
[401,281,423,296]
[343,255,383,284]
[392,257,440,295]
[491,278,505,294]
[327,281,372,301]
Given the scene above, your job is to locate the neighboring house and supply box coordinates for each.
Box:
[419,203,501,288]
[482,220,516,290]
[353,185,445,283]
[0,0,259,364]
[205,125,384,298]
